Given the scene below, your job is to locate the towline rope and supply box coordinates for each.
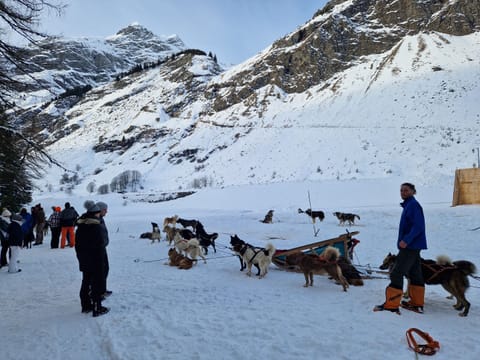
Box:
[134,253,236,263]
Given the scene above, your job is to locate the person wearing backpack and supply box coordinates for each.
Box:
[60,202,79,248]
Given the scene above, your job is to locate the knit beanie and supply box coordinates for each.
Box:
[83,200,100,213]
[96,201,108,211]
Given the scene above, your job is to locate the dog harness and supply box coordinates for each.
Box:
[406,328,440,356]
[239,243,264,264]
[421,262,457,283]
[384,255,458,284]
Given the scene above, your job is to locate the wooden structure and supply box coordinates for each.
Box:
[452,168,480,206]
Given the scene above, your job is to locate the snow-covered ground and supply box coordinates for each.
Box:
[2,177,480,359]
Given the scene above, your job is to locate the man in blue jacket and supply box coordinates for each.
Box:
[374,182,427,314]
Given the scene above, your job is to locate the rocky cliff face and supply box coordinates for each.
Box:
[15,49,223,145]
[208,0,480,112]
[12,0,479,117]
[370,0,480,35]
[11,24,186,101]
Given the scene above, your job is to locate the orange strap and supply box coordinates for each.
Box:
[406,328,440,356]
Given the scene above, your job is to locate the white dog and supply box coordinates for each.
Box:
[232,241,276,278]
[173,233,206,263]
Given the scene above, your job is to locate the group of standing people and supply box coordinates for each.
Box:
[1,199,113,318]
[12,203,49,248]
[45,202,80,249]
[2,203,54,250]
[4,203,81,249]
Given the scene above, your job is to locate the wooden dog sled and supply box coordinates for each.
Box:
[272,231,364,286]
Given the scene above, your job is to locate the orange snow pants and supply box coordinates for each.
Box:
[60,226,75,248]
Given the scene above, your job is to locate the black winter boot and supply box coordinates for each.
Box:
[92,301,109,317]
[81,302,93,313]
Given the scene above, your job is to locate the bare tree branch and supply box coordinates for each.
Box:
[0,123,70,172]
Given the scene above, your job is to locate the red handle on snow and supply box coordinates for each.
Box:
[406,328,440,356]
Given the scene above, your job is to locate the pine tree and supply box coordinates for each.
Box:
[0,111,33,211]
[0,1,65,210]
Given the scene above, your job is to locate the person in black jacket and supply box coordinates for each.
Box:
[60,202,79,248]
[7,213,24,273]
[74,202,109,317]
[96,201,112,298]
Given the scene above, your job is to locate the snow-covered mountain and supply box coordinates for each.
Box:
[11,0,480,198]
[9,23,185,107]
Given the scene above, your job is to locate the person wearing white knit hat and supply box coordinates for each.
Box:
[0,209,12,268]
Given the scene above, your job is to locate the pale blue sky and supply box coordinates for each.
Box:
[40,0,328,65]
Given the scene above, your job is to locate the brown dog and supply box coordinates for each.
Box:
[168,248,193,270]
[260,210,274,224]
[287,246,349,291]
[380,252,476,316]
[168,247,183,266]
[163,225,178,246]
[163,215,178,228]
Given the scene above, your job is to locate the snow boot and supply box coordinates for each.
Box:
[92,301,109,317]
[401,284,425,313]
[101,290,113,300]
[81,300,93,313]
[373,286,403,314]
